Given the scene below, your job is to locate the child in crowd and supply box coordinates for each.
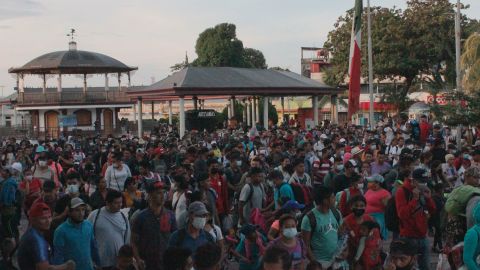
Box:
[354,221,383,270]
[233,224,266,270]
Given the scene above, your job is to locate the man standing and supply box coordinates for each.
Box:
[18,202,75,270]
[301,186,342,269]
[88,190,130,270]
[238,167,266,226]
[168,202,214,253]
[53,198,100,270]
[131,182,176,270]
[396,168,436,270]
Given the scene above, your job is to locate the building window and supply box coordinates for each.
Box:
[75,109,92,126]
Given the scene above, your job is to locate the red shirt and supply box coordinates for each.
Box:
[395,179,436,238]
[338,187,362,217]
[209,175,229,215]
[420,122,430,143]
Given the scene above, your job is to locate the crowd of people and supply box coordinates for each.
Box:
[0,115,480,270]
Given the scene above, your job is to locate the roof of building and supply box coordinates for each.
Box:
[9,42,137,75]
[128,67,342,97]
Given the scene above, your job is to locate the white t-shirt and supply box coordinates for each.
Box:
[105,164,132,191]
[206,224,224,242]
[172,191,188,227]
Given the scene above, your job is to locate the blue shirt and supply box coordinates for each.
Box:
[167,229,212,254]
[53,219,100,270]
[274,183,294,209]
[18,227,51,270]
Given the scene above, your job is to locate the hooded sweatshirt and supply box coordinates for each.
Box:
[463,203,480,270]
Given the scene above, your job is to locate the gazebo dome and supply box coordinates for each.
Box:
[8,41,137,75]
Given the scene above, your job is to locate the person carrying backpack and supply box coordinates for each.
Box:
[395,168,436,270]
[301,186,342,269]
[463,203,480,270]
[238,167,266,226]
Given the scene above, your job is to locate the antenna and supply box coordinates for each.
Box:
[67,28,76,42]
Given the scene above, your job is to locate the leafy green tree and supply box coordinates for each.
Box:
[461,32,480,93]
[243,48,267,69]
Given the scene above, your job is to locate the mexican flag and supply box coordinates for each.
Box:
[348,0,363,120]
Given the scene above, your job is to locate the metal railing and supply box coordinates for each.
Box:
[17,90,132,105]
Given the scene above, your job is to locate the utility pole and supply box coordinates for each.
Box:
[455,0,462,146]
[367,0,375,129]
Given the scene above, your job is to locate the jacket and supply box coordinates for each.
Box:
[395,179,436,238]
[464,203,480,270]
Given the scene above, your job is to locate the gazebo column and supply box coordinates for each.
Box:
[42,74,46,95]
[256,97,260,126]
[57,74,62,93]
[133,104,137,124]
[263,97,269,130]
[230,96,236,119]
[137,98,143,137]
[117,73,121,91]
[83,74,87,95]
[105,74,109,91]
[242,99,247,125]
[246,98,252,127]
[330,94,338,124]
[193,96,198,110]
[313,95,319,127]
[151,101,155,120]
[1,104,5,126]
[168,100,173,125]
[13,108,17,127]
[252,97,257,125]
[19,74,25,93]
[227,98,232,119]
[281,97,285,124]
[127,72,131,87]
[179,97,186,138]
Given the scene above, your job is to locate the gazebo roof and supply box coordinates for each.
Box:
[128,67,342,97]
[8,42,137,75]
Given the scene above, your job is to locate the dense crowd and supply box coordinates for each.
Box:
[0,115,480,270]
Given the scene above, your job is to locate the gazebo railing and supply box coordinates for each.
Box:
[17,90,132,105]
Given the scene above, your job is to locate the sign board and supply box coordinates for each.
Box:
[58,115,77,127]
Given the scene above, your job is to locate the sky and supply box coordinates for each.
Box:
[0,0,478,96]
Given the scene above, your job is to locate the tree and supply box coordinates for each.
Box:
[461,32,480,93]
[190,23,267,69]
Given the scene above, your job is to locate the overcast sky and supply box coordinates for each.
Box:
[0,0,478,96]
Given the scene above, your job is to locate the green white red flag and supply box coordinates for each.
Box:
[348,0,363,120]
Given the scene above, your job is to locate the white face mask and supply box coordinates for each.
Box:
[336,164,344,171]
[25,175,33,181]
[38,160,47,167]
[236,160,242,167]
[192,217,206,230]
[67,184,79,194]
[357,183,365,189]
[282,228,297,239]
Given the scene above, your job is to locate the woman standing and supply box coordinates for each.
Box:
[105,152,131,192]
[268,214,306,270]
[123,177,142,208]
[364,174,391,239]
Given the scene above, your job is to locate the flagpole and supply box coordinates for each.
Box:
[367,0,374,129]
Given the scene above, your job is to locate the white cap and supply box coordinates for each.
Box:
[11,162,22,173]
[320,134,328,140]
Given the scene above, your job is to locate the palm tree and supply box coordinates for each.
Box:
[461,32,480,93]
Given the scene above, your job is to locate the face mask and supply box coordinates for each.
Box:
[357,183,364,189]
[192,217,206,230]
[367,182,376,190]
[352,208,365,217]
[101,149,107,153]
[67,184,79,194]
[336,164,344,171]
[370,145,376,150]
[25,175,33,181]
[236,160,242,167]
[419,182,427,187]
[38,160,47,167]
[340,150,345,155]
[282,228,297,239]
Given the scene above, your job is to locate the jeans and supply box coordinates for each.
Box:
[401,237,429,270]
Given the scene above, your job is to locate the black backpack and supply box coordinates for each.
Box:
[306,207,341,233]
[385,187,412,232]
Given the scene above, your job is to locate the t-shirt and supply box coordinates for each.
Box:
[32,166,54,183]
[167,229,212,254]
[206,224,224,242]
[365,188,391,214]
[239,184,265,223]
[105,164,132,191]
[17,227,52,270]
[268,237,306,270]
[370,162,391,176]
[235,238,262,270]
[172,192,187,227]
[87,207,130,267]
[301,208,342,264]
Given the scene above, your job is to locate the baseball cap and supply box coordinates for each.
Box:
[11,162,22,173]
[35,145,46,153]
[412,168,429,183]
[188,201,209,216]
[366,174,384,183]
[146,181,166,193]
[281,200,305,211]
[69,197,86,209]
[28,202,51,218]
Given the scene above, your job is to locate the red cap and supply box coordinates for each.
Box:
[28,202,51,218]
[154,147,165,156]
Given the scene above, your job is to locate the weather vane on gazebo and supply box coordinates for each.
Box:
[67,28,76,42]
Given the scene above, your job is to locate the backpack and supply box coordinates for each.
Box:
[306,207,341,234]
[445,185,480,216]
[290,181,313,206]
[385,187,412,232]
[335,188,351,207]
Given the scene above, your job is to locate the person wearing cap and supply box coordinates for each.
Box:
[395,168,435,270]
[18,202,76,270]
[333,159,358,194]
[384,239,419,270]
[168,201,215,254]
[268,214,306,270]
[131,181,176,270]
[53,197,101,270]
[364,174,391,239]
[0,167,19,240]
[105,151,132,192]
